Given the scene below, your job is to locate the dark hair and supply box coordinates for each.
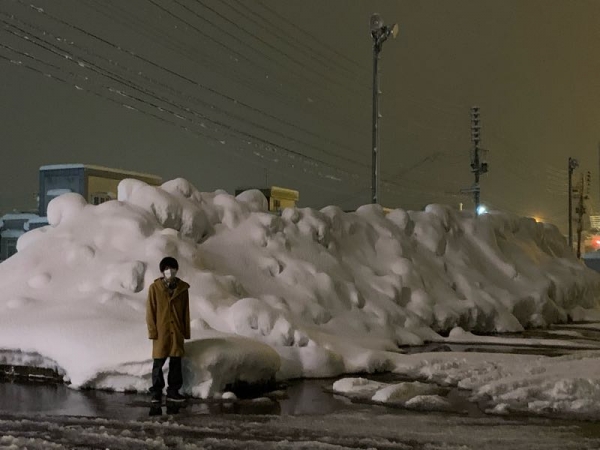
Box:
[159,257,179,272]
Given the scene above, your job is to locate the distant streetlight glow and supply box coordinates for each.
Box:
[477,205,488,215]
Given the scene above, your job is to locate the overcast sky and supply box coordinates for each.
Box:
[1,0,599,230]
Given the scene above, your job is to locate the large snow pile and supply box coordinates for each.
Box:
[0,178,598,397]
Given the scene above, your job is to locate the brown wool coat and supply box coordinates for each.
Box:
[146,277,191,359]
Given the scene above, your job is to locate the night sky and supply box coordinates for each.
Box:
[1,0,599,230]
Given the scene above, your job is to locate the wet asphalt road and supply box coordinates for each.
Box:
[2,324,600,449]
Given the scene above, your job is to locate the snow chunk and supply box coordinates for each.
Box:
[372,381,441,403]
[47,193,87,227]
[102,261,146,293]
[236,189,269,213]
[405,394,452,411]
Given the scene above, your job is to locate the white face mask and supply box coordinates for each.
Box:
[163,269,177,280]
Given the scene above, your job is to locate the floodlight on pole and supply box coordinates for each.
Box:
[370,13,398,205]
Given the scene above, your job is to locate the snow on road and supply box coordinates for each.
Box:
[1,409,600,450]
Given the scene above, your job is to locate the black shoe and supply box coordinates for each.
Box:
[166,391,187,402]
[151,392,162,404]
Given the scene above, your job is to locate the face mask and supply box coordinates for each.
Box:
[163,269,177,280]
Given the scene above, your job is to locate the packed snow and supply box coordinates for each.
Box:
[333,349,600,418]
[0,178,599,411]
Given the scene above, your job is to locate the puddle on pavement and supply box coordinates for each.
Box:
[0,378,373,420]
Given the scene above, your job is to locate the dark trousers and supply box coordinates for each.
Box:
[152,357,182,395]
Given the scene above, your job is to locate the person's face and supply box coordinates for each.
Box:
[163,267,177,280]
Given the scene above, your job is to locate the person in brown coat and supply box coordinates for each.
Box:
[146,256,191,403]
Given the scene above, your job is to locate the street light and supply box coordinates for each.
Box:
[370,13,398,205]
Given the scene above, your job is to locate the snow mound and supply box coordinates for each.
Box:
[0,178,599,398]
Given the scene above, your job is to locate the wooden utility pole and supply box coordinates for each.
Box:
[568,157,579,250]
[576,173,585,259]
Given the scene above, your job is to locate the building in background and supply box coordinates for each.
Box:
[235,186,299,214]
[0,164,162,262]
[0,213,38,261]
[39,164,162,216]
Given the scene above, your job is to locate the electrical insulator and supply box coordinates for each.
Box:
[586,171,592,193]
[470,106,481,144]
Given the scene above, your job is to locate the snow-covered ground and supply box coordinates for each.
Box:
[1,407,599,450]
[0,178,599,417]
[333,349,600,419]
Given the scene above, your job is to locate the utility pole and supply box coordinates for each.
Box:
[370,13,398,205]
[576,173,588,259]
[568,157,579,250]
[469,106,488,214]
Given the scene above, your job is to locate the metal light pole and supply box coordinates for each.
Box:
[461,107,488,214]
[568,156,579,249]
[470,106,488,214]
[370,14,398,205]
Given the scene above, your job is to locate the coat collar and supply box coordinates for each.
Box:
[154,277,190,298]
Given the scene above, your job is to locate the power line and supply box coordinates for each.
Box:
[78,0,368,145]
[0,8,376,178]
[254,0,367,74]
[7,3,468,190]
[146,0,367,122]
[187,0,366,97]
[0,25,366,185]
[0,46,362,197]
[223,0,371,87]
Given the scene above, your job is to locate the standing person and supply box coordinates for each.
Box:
[146,256,191,403]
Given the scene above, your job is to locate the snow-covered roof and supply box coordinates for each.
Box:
[27,217,49,224]
[1,213,39,221]
[40,164,162,183]
[1,229,25,238]
[39,164,85,171]
[46,189,72,196]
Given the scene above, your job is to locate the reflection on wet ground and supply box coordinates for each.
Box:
[0,378,371,420]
